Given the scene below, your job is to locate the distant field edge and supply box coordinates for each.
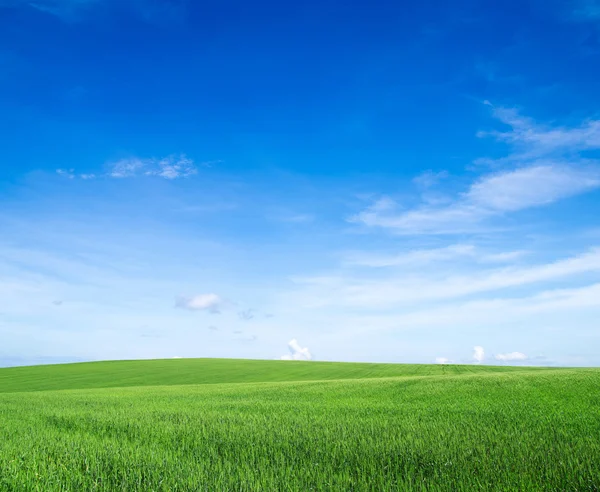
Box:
[0,357,568,394]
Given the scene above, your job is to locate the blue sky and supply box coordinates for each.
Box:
[1,0,600,367]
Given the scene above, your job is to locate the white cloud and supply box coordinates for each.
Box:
[280,214,315,223]
[175,293,222,313]
[292,248,600,309]
[473,346,485,364]
[435,357,452,364]
[56,169,75,179]
[495,352,528,361]
[345,281,600,335]
[351,107,600,235]
[343,245,527,269]
[413,170,449,188]
[351,164,600,234]
[144,155,197,180]
[109,158,146,178]
[481,250,528,263]
[466,165,600,212]
[57,155,198,180]
[280,339,312,361]
[480,105,600,160]
[344,244,476,268]
[110,155,197,179]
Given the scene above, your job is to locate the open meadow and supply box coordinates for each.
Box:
[0,359,599,490]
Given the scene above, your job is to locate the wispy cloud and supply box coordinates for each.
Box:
[344,244,476,268]
[175,293,222,313]
[280,339,312,360]
[56,168,76,179]
[292,248,600,309]
[467,164,599,211]
[435,357,452,364]
[110,155,197,179]
[495,352,528,361]
[12,0,188,24]
[343,244,527,268]
[413,170,449,188]
[351,107,600,235]
[571,0,600,21]
[477,102,600,163]
[109,158,145,178]
[351,164,600,234]
[56,154,199,180]
[21,0,101,21]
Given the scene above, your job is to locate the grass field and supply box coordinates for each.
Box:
[0,359,599,491]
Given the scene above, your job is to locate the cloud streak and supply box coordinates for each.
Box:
[57,154,198,180]
[18,0,101,21]
[11,0,188,23]
[351,164,600,234]
[110,155,197,179]
[495,352,528,361]
[292,248,600,309]
[351,107,600,235]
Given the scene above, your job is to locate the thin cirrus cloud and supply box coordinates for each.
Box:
[412,170,449,189]
[13,0,188,23]
[175,293,223,314]
[56,154,198,181]
[495,352,528,361]
[351,106,600,235]
[351,164,600,234]
[341,244,526,268]
[14,0,101,21]
[292,248,600,309]
[477,103,600,162]
[111,155,197,179]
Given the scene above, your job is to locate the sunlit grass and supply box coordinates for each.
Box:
[0,360,598,490]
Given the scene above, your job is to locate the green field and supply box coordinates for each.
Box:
[0,359,599,491]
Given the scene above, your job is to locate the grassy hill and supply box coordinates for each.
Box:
[0,357,551,393]
[0,359,598,490]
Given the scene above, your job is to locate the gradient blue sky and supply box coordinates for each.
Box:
[2,0,600,367]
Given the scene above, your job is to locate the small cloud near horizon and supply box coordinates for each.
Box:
[281,339,312,361]
[495,351,528,361]
[175,293,223,313]
[473,346,485,364]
